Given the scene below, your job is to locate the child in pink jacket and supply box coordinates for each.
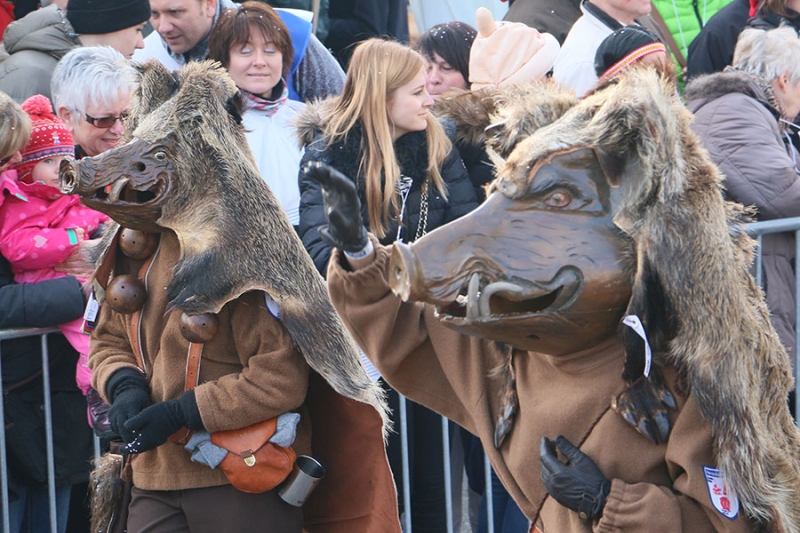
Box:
[0,95,109,398]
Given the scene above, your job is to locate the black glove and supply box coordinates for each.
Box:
[303,161,369,253]
[121,390,204,454]
[106,368,152,443]
[539,436,611,522]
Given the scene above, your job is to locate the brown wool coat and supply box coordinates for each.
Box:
[327,244,758,533]
[90,230,312,491]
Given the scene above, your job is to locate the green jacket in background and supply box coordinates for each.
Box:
[651,0,732,82]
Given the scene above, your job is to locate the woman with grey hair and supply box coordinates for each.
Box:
[51,46,137,159]
[686,26,800,412]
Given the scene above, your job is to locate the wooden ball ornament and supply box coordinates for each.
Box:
[119,228,158,260]
[105,275,146,314]
[180,313,220,343]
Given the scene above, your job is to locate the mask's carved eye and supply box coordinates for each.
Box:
[154,151,166,161]
[545,189,572,208]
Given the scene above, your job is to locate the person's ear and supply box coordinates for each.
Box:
[777,70,791,91]
[205,0,217,17]
[57,106,77,133]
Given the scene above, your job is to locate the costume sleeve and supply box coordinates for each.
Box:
[596,396,756,532]
[699,96,800,220]
[0,254,85,328]
[0,225,79,272]
[326,240,479,431]
[192,291,309,432]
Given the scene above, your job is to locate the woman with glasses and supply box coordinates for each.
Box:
[51,46,136,159]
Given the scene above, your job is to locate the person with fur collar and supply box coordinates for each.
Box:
[686,26,800,373]
[296,39,477,531]
[296,38,478,277]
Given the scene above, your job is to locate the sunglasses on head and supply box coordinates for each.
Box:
[84,112,129,129]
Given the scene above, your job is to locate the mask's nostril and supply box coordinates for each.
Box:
[132,162,146,172]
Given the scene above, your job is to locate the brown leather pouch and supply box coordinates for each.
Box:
[210,417,296,493]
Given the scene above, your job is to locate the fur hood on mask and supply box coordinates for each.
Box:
[685,68,781,120]
[436,66,800,531]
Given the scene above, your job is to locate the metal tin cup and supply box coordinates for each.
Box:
[278,455,325,507]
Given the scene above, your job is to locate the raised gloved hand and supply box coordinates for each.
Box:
[121,390,204,454]
[303,161,369,253]
[539,436,611,522]
[106,368,152,442]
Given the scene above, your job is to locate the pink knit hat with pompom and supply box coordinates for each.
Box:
[13,95,74,183]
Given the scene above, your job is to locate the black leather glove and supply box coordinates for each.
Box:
[106,368,152,443]
[121,390,204,454]
[303,161,369,253]
[539,436,611,522]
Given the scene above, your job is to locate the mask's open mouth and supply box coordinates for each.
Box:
[91,176,164,205]
[436,266,582,322]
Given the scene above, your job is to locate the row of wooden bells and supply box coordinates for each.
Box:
[105,227,219,343]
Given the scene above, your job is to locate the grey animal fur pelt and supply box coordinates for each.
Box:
[115,59,387,426]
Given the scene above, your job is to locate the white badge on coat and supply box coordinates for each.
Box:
[622,315,652,377]
[703,465,739,519]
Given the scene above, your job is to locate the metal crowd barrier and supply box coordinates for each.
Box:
[743,216,800,420]
[2,215,800,533]
[0,327,60,533]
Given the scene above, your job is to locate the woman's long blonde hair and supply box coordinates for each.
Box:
[322,39,452,238]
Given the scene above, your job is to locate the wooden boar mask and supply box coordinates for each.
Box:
[417,68,800,530]
[60,60,388,425]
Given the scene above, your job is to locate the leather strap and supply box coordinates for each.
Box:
[168,342,203,445]
[128,254,157,372]
[117,233,204,443]
[184,342,202,391]
[648,4,687,69]
[94,229,122,291]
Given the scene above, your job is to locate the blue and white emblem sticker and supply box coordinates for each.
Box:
[703,465,739,519]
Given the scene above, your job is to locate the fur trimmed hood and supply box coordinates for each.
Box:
[685,68,780,120]
[435,66,800,531]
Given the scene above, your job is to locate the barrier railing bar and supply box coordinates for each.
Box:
[399,394,412,533]
[40,334,57,533]
[0,340,10,533]
[442,416,453,533]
